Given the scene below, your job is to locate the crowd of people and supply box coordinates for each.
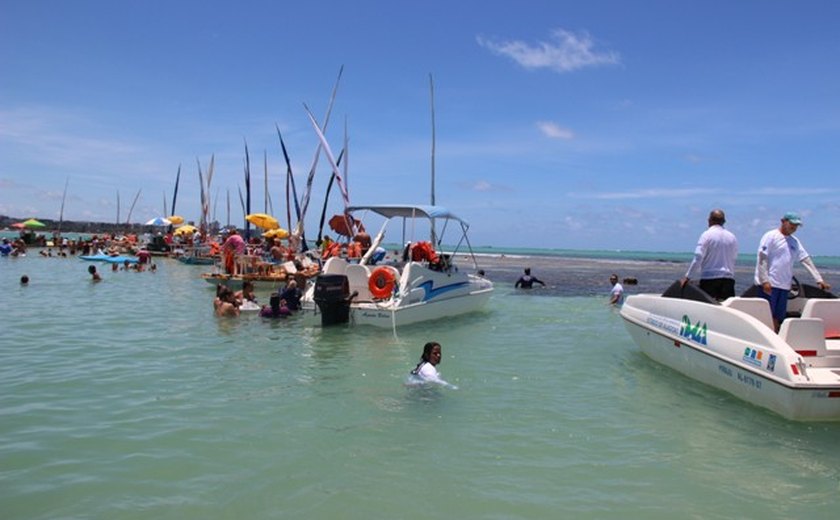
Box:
[213,279,303,319]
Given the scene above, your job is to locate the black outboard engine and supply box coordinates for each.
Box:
[313,274,351,326]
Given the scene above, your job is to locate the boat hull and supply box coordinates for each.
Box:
[302,285,493,328]
[621,293,840,421]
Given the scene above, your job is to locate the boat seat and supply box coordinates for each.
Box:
[345,264,373,302]
[722,297,774,330]
[778,318,827,357]
[801,299,840,339]
[322,257,348,275]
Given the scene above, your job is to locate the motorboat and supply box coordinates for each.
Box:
[620,280,840,421]
[300,204,493,328]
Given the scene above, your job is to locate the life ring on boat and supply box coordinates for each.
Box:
[369,267,396,299]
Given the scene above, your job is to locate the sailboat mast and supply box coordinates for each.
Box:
[429,73,437,245]
[58,177,69,233]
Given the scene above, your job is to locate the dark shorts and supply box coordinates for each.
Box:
[758,287,788,322]
[699,278,736,301]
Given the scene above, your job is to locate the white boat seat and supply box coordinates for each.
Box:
[322,257,348,275]
[778,318,827,357]
[801,299,840,339]
[345,264,373,302]
[723,297,774,330]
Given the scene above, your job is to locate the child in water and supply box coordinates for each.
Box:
[409,341,457,389]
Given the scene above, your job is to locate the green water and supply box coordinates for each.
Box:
[2,256,839,519]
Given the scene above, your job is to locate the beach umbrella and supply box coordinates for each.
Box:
[167,215,185,225]
[10,222,25,229]
[328,214,364,237]
[245,213,279,230]
[22,218,46,229]
[262,228,290,240]
[173,224,198,236]
[145,217,171,226]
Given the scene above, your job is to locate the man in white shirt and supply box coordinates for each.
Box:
[680,209,738,300]
[609,274,624,306]
[755,212,831,331]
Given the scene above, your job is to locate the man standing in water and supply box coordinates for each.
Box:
[515,267,545,289]
[680,208,738,301]
[755,212,831,331]
[608,274,624,306]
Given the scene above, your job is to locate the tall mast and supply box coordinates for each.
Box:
[429,73,437,245]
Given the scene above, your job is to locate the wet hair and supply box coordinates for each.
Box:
[524,268,531,274]
[269,293,281,312]
[20,275,29,284]
[412,341,441,374]
[88,265,97,275]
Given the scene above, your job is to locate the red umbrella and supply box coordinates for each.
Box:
[328,214,365,237]
[10,222,25,229]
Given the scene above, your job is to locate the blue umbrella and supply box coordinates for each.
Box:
[145,217,172,226]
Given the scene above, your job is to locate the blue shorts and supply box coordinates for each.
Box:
[759,287,789,322]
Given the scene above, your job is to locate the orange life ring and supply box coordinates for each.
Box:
[369,267,396,299]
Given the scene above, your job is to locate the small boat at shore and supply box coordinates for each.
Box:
[79,253,138,264]
[300,204,493,328]
[620,280,840,421]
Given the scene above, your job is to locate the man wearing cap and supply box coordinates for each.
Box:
[755,212,831,331]
[680,208,738,300]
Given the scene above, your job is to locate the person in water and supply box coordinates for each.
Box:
[260,292,291,318]
[514,267,545,289]
[609,274,624,306]
[20,275,29,285]
[279,279,302,311]
[235,280,257,305]
[88,264,102,282]
[214,286,240,317]
[410,341,455,388]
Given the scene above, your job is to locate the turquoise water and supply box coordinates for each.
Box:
[2,254,840,519]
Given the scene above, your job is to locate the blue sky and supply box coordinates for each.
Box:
[1,0,839,254]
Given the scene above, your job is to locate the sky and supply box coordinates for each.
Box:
[1,0,839,254]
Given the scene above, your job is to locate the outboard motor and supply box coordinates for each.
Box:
[313,274,351,326]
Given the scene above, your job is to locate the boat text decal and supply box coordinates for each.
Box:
[680,315,707,345]
[718,364,764,390]
[644,314,681,335]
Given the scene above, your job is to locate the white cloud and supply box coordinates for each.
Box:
[477,29,620,73]
[537,121,575,140]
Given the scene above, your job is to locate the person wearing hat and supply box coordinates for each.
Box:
[680,209,739,301]
[754,212,831,331]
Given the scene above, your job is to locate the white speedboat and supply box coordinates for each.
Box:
[301,204,493,328]
[620,281,840,421]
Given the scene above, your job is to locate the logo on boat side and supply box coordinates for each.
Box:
[418,280,469,301]
[766,354,777,372]
[742,347,763,368]
[679,315,707,345]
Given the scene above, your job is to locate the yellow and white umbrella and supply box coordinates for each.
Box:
[245,213,279,230]
[262,228,290,239]
[173,224,198,236]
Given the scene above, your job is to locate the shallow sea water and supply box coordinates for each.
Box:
[2,254,839,519]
